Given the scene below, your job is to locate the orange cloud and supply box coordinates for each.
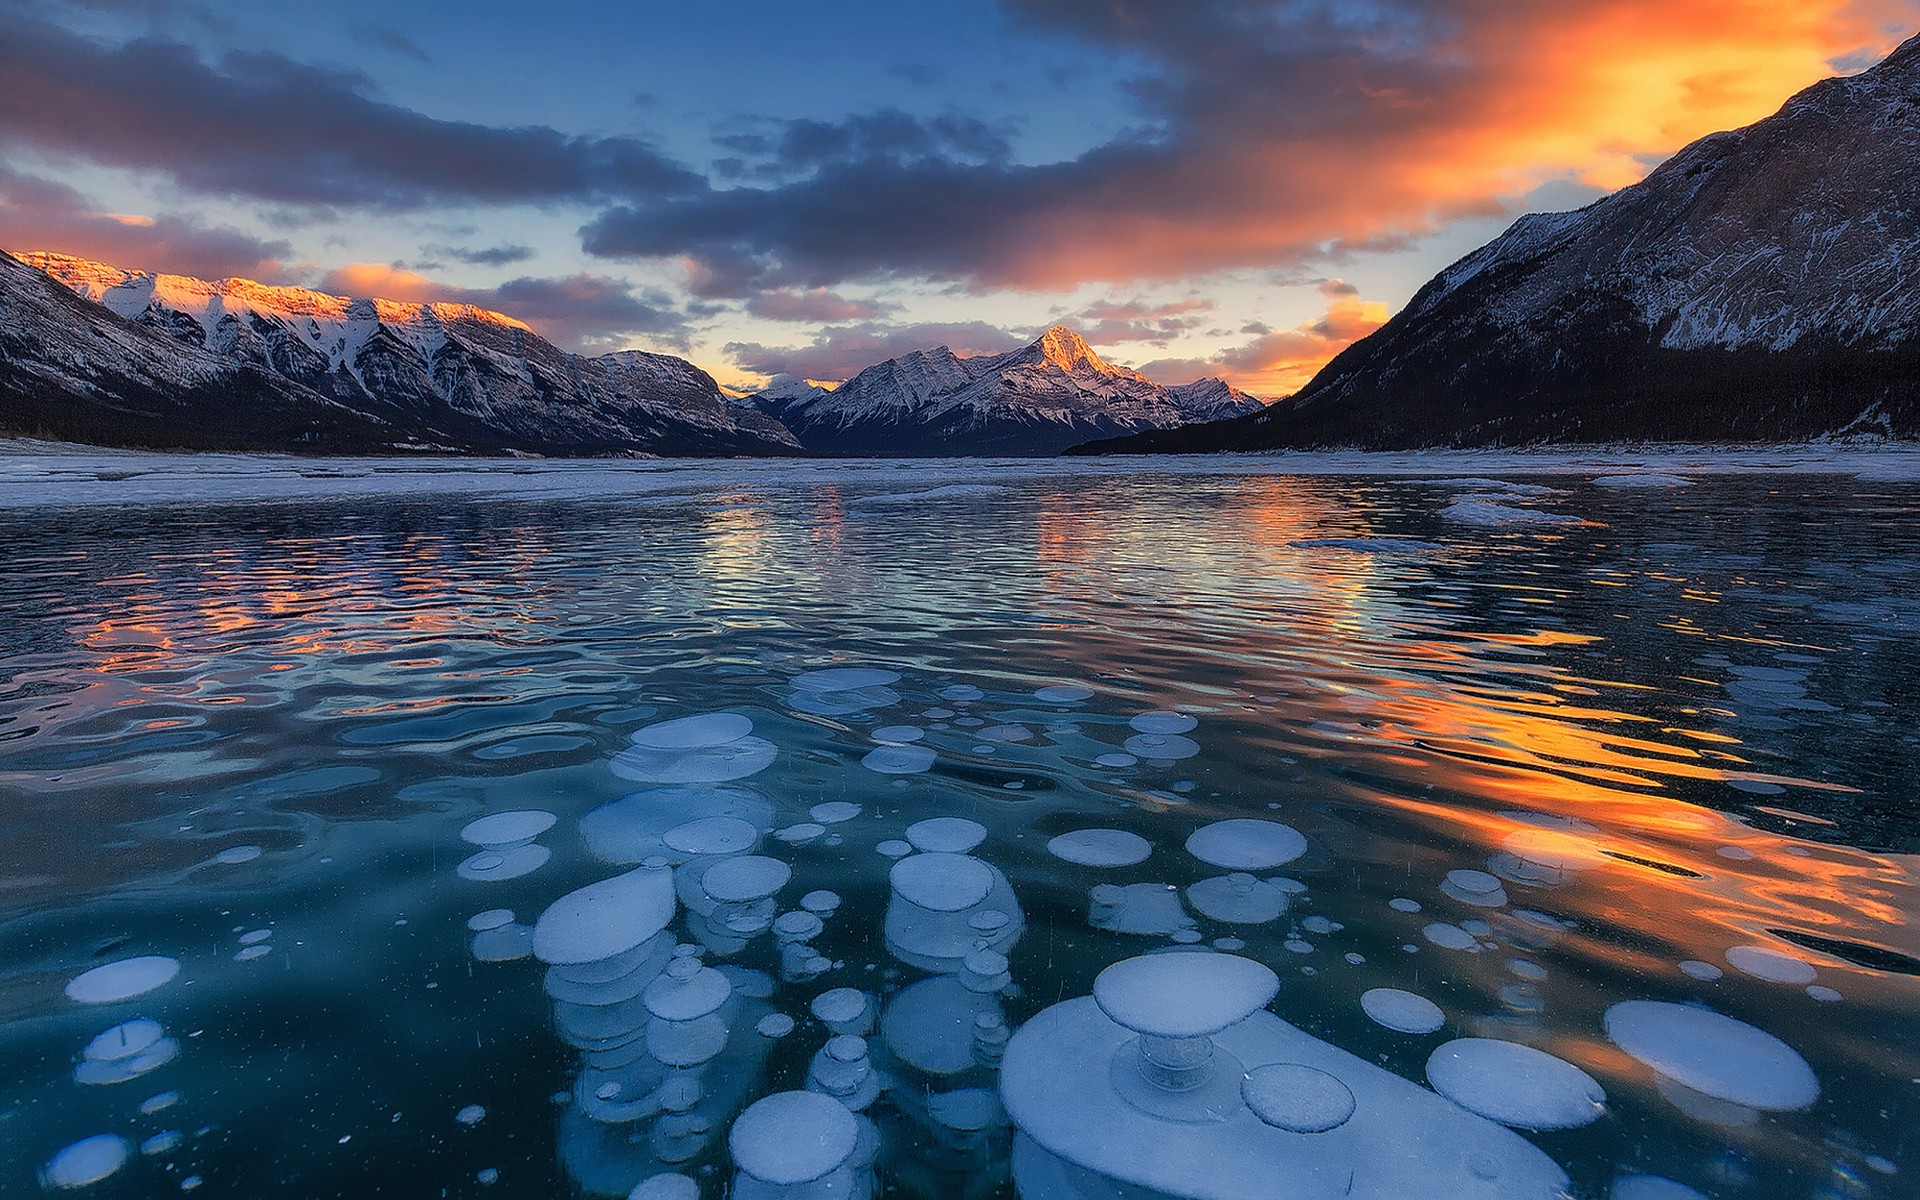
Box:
[1139,280,1389,395]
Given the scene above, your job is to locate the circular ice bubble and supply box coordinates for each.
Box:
[610,736,777,784]
[1442,868,1507,907]
[1611,1177,1709,1200]
[903,817,987,855]
[701,855,791,903]
[1047,828,1151,867]
[1130,711,1198,735]
[810,801,862,824]
[1678,959,1722,981]
[794,667,901,693]
[801,890,841,915]
[729,1090,859,1185]
[1807,985,1843,1002]
[1242,1064,1356,1132]
[929,1087,1000,1131]
[862,744,936,775]
[457,844,551,882]
[941,684,986,702]
[662,816,759,856]
[643,964,731,1022]
[1185,819,1306,870]
[774,822,826,844]
[456,1104,486,1126]
[66,956,180,1004]
[891,853,993,911]
[628,1174,701,1200]
[979,724,1032,743]
[44,1134,129,1189]
[870,726,924,744]
[1093,953,1279,1038]
[1093,752,1138,768]
[215,845,262,865]
[1389,897,1422,913]
[811,988,869,1027]
[1422,922,1479,951]
[629,712,754,751]
[756,1013,796,1038]
[532,867,676,966]
[1604,1000,1819,1110]
[1185,874,1287,924]
[1426,1038,1605,1130]
[239,929,272,945]
[1035,684,1095,703]
[1725,944,1817,984]
[1362,988,1446,1034]
[84,1019,166,1062]
[877,839,913,858]
[1123,733,1200,760]
[460,810,557,847]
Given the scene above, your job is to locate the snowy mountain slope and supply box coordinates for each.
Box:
[753,326,1264,456]
[15,253,801,456]
[1076,33,1920,453]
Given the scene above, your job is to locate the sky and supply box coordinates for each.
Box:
[1,0,1915,396]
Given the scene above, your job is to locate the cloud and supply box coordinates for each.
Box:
[1139,280,1388,394]
[0,11,701,208]
[0,164,290,278]
[725,320,1026,382]
[1070,295,1214,344]
[317,262,693,352]
[422,243,539,268]
[714,108,1013,182]
[745,288,892,322]
[584,0,1915,290]
[350,25,430,62]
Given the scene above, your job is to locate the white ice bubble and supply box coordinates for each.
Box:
[662,815,760,856]
[1035,684,1095,703]
[801,890,841,915]
[459,810,557,847]
[1422,922,1480,951]
[214,845,262,865]
[643,963,732,1022]
[1725,944,1817,984]
[1093,953,1279,1037]
[1388,897,1422,913]
[876,839,914,859]
[1604,1000,1819,1110]
[1426,1038,1605,1130]
[979,724,1033,743]
[809,802,862,824]
[44,1134,129,1189]
[238,929,272,945]
[233,945,271,963]
[629,711,754,751]
[83,1018,166,1063]
[1185,874,1287,924]
[1807,985,1843,1002]
[756,1013,796,1039]
[1611,1177,1709,1200]
[870,725,924,744]
[1123,733,1200,759]
[906,817,988,854]
[628,1174,701,1200]
[457,843,551,882]
[66,956,180,1004]
[139,1131,181,1156]
[456,1104,486,1126]
[610,736,777,784]
[1047,829,1151,867]
[1361,988,1445,1034]
[1441,868,1508,907]
[1129,711,1198,734]
[1242,1063,1355,1132]
[862,744,936,775]
[701,855,791,903]
[729,1090,859,1186]
[578,783,775,864]
[1093,752,1138,768]
[1185,819,1306,870]
[940,685,985,702]
[1678,960,1723,981]
[1089,882,1194,936]
[794,667,902,693]
[773,822,826,845]
[532,867,676,966]
[891,853,994,911]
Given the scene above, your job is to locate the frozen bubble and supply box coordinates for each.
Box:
[1302,915,1338,934]
[1716,845,1756,860]
[532,867,676,966]
[801,890,841,915]
[1242,1063,1356,1132]
[1389,897,1422,913]
[1611,1177,1709,1200]
[1093,752,1138,768]
[1094,953,1278,1037]
[870,725,924,744]
[139,1131,181,1156]
[1123,732,1200,759]
[1047,828,1151,867]
[238,929,273,945]
[1361,988,1446,1034]
[701,855,791,903]
[774,822,827,845]
[234,945,271,962]
[579,783,775,865]
[906,817,988,854]
[876,839,914,858]
[1725,944,1817,984]
[1185,819,1306,870]
[1678,960,1723,981]
[66,956,180,1004]
[862,744,936,775]
[1185,874,1287,924]
[629,711,754,751]
[756,1013,796,1038]
[84,1018,166,1063]
[1090,882,1194,936]
[729,1090,859,1185]
[1807,984,1843,1002]
[643,964,731,1021]
[44,1134,129,1189]
[610,735,777,784]
[891,853,994,911]
[477,1168,499,1185]
[1442,868,1508,907]
[662,816,760,856]
[214,845,262,865]
[1426,1038,1605,1130]
[139,1092,178,1115]
[1605,999,1819,1110]
[455,1104,487,1125]
[1422,922,1480,951]
[774,910,824,943]
[628,1174,700,1200]
[1170,929,1203,944]
[928,1087,1001,1131]
[457,843,550,882]
[1129,710,1198,734]
[1035,684,1095,703]
[470,923,533,963]
[460,810,557,847]
[1284,939,1314,954]
[795,667,902,693]
[979,724,1033,743]
[811,987,871,1029]
[940,685,986,701]
[1507,959,1550,983]
[809,801,862,824]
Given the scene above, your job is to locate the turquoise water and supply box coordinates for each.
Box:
[0,461,1915,1199]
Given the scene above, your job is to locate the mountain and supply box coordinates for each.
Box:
[11,252,801,456]
[1074,34,1920,454]
[751,326,1265,456]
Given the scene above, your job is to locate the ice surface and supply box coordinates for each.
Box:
[460,810,557,847]
[532,867,676,966]
[1130,711,1198,734]
[1242,1063,1356,1132]
[1725,944,1817,984]
[1443,498,1584,526]
[1593,474,1693,487]
[701,856,791,903]
[728,1090,858,1185]
[1185,819,1306,870]
[862,744,936,774]
[628,712,754,751]
[890,853,994,911]
[1361,988,1446,1034]
[905,817,987,854]
[1290,537,1445,553]
[1047,829,1151,867]
[1093,953,1279,1037]
[44,1134,129,1189]
[1426,1038,1605,1130]
[609,736,777,784]
[66,956,180,1004]
[1604,1000,1819,1110]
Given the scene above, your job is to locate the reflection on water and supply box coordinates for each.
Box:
[0,466,1916,1198]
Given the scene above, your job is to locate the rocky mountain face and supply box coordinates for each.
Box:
[751,326,1264,456]
[1076,33,1920,454]
[11,252,800,456]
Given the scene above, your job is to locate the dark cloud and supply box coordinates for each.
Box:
[0,164,290,278]
[745,288,891,322]
[423,243,539,268]
[317,263,693,352]
[714,108,1012,182]
[1070,296,1213,344]
[0,11,700,208]
[725,320,1025,382]
[350,25,430,63]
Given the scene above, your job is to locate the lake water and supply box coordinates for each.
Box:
[1,451,1916,1200]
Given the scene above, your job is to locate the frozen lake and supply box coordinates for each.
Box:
[1,449,1916,1198]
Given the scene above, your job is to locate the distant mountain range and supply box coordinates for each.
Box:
[1077,32,1920,454]
[747,326,1262,456]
